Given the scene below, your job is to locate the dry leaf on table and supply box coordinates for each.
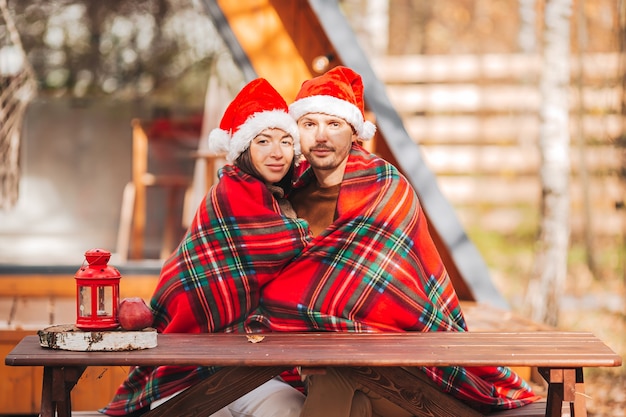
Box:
[246,334,265,343]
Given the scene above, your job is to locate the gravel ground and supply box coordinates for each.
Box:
[532,289,626,417]
[527,372,626,417]
[584,372,626,417]
[503,269,626,416]
[561,295,625,417]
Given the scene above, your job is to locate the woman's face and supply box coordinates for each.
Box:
[249,128,295,184]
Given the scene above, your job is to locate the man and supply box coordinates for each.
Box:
[287,66,376,236]
[238,66,540,416]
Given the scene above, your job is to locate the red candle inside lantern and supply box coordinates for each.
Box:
[75,248,121,331]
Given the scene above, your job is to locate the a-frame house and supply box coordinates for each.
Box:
[201,0,509,309]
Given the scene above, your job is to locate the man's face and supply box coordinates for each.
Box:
[297,113,356,186]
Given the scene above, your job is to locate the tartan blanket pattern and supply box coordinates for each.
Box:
[103,145,539,415]
[101,165,311,415]
[235,143,540,410]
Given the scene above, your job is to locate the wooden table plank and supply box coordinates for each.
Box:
[5,332,621,417]
[6,332,622,369]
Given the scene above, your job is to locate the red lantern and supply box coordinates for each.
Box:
[75,248,121,331]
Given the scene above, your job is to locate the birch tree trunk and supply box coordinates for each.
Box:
[574,2,597,277]
[518,0,537,54]
[526,0,572,327]
[615,0,626,282]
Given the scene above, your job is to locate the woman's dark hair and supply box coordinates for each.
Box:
[235,147,296,193]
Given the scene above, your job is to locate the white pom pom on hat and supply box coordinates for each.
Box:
[208,78,300,163]
[289,66,376,141]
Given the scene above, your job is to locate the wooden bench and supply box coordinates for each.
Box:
[4,331,621,417]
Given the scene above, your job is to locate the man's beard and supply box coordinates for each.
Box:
[306,147,338,171]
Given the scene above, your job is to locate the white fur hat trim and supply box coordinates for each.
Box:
[208,109,300,163]
[289,95,376,140]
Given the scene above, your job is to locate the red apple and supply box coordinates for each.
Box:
[118,297,154,331]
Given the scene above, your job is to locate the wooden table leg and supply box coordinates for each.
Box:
[144,366,288,417]
[40,367,55,417]
[52,367,72,417]
[40,366,85,417]
[571,368,587,417]
[539,367,587,417]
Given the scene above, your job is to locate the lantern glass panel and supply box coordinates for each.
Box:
[98,286,113,316]
[78,286,92,317]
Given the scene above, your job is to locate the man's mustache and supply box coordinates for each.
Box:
[309,146,334,151]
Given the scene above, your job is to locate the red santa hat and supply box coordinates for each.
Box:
[208,78,300,162]
[289,66,376,140]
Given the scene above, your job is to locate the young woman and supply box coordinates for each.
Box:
[102,78,312,417]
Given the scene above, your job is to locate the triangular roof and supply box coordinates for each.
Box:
[201,0,509,309]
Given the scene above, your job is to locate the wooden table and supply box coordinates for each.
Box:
[4,332,622,417]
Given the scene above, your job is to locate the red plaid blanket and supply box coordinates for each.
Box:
[234,143,540,410]
[102,165,311,415]
[104,145,539,415]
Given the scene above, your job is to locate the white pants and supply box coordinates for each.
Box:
[151,377,305,417]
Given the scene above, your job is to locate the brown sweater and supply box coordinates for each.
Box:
[289,181,341,236]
